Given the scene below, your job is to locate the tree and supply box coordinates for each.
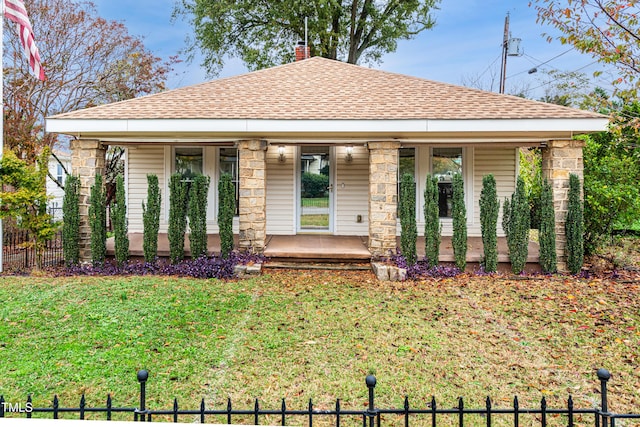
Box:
[62,174,80,266]
[188,174,211,259]
[168,174,189,264]
[142,174,161,263]
[89,174,107,266]
[399,173,417,265]
[566,174,584,274]
[112,174,129,266]
[0,148,58,269]
[175,0,440,75]
[451,173,467,271]
[3,0,175,165]
[423,174,440,268]
[539,178,557,273]
[503,177,530,274]
[218,173,235,258]
[532,0,640,98]
[479,174,499,272]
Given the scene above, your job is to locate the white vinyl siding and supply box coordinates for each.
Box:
[127,146,166,233]
[335,145,368,235]
[266,145,295,234]
[472,147,517,237]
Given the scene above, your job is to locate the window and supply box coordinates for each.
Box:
[56,164,64,185]
[219,147,239,215]
[432,148,463,218]
[174,147,203,181]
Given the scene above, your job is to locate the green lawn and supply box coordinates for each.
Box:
[1,272,639,423]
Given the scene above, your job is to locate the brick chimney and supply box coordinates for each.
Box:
[295,40,310,61]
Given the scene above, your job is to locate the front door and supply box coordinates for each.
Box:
[298,146,333,232]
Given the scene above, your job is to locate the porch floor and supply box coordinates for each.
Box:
[108,233,539,264]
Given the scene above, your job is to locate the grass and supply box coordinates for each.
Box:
[1,272,639,425]
[300,214,329,227]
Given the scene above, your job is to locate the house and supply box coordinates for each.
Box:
[46,150,71,221]
[45,56,608,271]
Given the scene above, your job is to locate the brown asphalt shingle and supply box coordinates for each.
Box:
[50,56,604,121]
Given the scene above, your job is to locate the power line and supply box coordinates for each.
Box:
[506,48,574,79]
[526,60,600,92]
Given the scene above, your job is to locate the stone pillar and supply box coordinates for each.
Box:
[541,139,585,272]
[368,141,401,258]
[237,140,267,253]
[70,139,107,262]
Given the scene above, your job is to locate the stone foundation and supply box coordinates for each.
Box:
[237,140,267,253]
[541,139,585,272]
[368,141,401,258]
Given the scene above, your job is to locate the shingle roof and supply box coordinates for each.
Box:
[50,56,604,121]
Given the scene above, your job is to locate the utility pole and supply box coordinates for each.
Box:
[499,13,509,94]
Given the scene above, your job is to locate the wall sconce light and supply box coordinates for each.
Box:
[278,145,286,163]
[345,146,354,163]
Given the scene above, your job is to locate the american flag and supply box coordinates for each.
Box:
[3,0,46,80]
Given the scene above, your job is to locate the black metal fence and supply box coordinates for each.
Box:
[1,369,639,426]
[2,228,63,272]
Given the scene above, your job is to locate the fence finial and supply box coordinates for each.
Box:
[137,369,149,383]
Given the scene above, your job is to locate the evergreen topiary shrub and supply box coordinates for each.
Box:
[62,175,80,266]
[539,178,557,273]
[142,174,161,263]
[503,177,530,274]
[188,174,210,259]
[168,173,189,264]
[88,174,107,266]
[451,173,467,271]
[112,174,129,266]
[566,173,584,274]
[424,174,441,268]
[479,174,499,272]
[399,173,417,265]
[218,173,235,258]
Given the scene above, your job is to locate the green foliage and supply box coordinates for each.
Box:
[503,177,530,274]
[399,173,417,265]
[168,173,189,264]
[301,172,329,198]
[218,173,235,258]
[423,174,441,268]
[539,179,557,273]
[188,174,211,259]
[451,173,467,270]
[0,148,58,269]
[142,174,161,263]
[112,174,129,266]
[518,148,543,229]
[479,175,499,272]
[566,174,584,274]
[176,0,439,73]
[62,175,80,266]
[89,174,107,266]
[583,124,640,253]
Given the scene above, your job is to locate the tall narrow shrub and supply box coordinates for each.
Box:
[503,177,530,274]
[566,174,584,274]
[399,173,417,265]
[88,174,107,266]
[112,174,129,266]
[188,174,211,259]
[62,175,80,266]
[424,174,441,268]
[142,174,161,263]
[451,173,467,270]
[539,178,557,273]
[218,173,235,258]
[479,174,499,272]
[168,173,189,264]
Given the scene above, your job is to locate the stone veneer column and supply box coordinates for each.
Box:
[541,139,585,272]
[237,140,267,253]
[368,141,401,258]
[70,139,107,262]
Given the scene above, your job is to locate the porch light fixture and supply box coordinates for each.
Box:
[278,145,286,163]
[345,146,354,163]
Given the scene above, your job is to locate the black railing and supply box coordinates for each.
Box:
[2,228,63,272]
[1,369,639,426]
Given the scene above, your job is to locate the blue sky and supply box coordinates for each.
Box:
[91,0,616,99]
